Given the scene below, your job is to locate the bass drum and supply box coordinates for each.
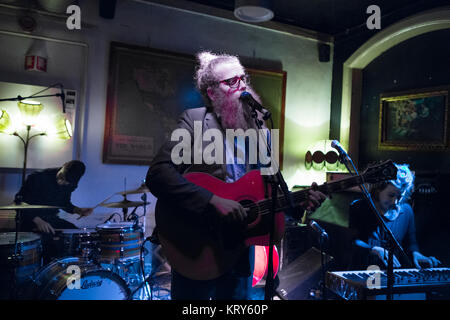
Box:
[30,257,130,300]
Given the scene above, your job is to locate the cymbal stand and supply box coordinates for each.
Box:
[10,196,24,299]
[138,191,148,228]
[122,177,128,221]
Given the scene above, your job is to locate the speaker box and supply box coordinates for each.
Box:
[318,44,330,62]
[276,247,333,300]
[99,0,117,19]
[279,223,310,270]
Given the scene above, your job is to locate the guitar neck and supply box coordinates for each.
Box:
[253,174,366,214]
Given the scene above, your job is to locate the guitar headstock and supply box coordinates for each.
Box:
[361,160,398,184]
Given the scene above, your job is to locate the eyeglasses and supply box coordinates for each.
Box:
[219,74,249,88]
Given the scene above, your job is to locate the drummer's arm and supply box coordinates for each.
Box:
[73,207,93,217]
[32,216,55,234]
[61,187,78,214]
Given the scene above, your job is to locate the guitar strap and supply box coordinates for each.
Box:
[262,174,272,200]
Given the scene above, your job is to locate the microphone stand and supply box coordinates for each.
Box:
[249,108,295,301]
[310,221,329,300]
[320,232,328,300]
[337,149,412,300]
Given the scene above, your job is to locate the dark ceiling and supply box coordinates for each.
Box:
[184,0,449,38]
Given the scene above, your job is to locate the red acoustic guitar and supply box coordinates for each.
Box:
[155,160,397,280]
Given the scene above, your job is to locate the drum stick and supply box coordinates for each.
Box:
[76,193,116,220]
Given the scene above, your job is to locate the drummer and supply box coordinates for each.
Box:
[14,160,93,262]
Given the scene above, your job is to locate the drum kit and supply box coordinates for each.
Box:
[0,183,166,300]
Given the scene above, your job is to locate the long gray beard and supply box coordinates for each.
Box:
[212,96,254,130]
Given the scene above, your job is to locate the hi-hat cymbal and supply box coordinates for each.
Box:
[100,199,150,209]
[117,184,150,196]
[0,202,61,210]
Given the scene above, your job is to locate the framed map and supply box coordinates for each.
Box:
[103,42,286,165]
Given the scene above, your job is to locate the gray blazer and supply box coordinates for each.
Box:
[146,107,226,216]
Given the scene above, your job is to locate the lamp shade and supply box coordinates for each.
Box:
[0,109,11,133]
[305,139,343,171]
[17,100,43,126]
[53,116,72,140]
[234,0,274,23]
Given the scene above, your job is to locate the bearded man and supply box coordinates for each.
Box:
[145,51,325,300]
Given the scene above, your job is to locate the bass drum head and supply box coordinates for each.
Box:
[57,270,129,300]
[32,257,129,300]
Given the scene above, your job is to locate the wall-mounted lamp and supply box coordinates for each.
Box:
[305,139,345,172]
[0,100,72,185]
[0,109,11,132]
[52,116,72,140]
[17,100,43,126]
[234,0,274,23]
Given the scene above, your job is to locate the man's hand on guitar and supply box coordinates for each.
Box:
[209,195,248,222]
[302,182,327,212]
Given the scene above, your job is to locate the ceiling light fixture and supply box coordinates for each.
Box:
[234,0,274,23]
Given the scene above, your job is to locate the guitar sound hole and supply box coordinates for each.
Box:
[239,199,259,224]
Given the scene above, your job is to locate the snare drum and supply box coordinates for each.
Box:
[59,229,99,258]
[96,222,143,263]
[29,257,129,300]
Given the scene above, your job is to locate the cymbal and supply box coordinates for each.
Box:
[100,199,150,209]
[117,184,150,196]
[0,202,61,210]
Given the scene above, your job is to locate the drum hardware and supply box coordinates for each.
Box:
[0,232,43,299]
[53,228,100,260]
[100,200,150,222]
[103,212,122,223]
[28,256,130,300]
[100,200,149,209]
[0,202,61,211]
[116,183,150,196]
[95,222,144,264]
[129,236,169,300]
[106,179,150,222]
[0,197,60,299]
[1,230,161,300]
[0,182,155,300]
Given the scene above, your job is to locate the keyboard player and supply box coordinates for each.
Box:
[348,163,441,270]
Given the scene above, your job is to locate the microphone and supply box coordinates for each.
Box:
[331,140,348,158]
[59,86,66,113]
[239,91,266,114]
[309,220,328,240]
[104,213,116,223]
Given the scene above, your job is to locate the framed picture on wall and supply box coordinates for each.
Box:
[378,86,449,151]
[103,42,287,166]
[245,67,286,168]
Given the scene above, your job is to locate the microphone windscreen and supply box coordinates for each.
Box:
[331,140,339,148]
[240,91,250,99]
